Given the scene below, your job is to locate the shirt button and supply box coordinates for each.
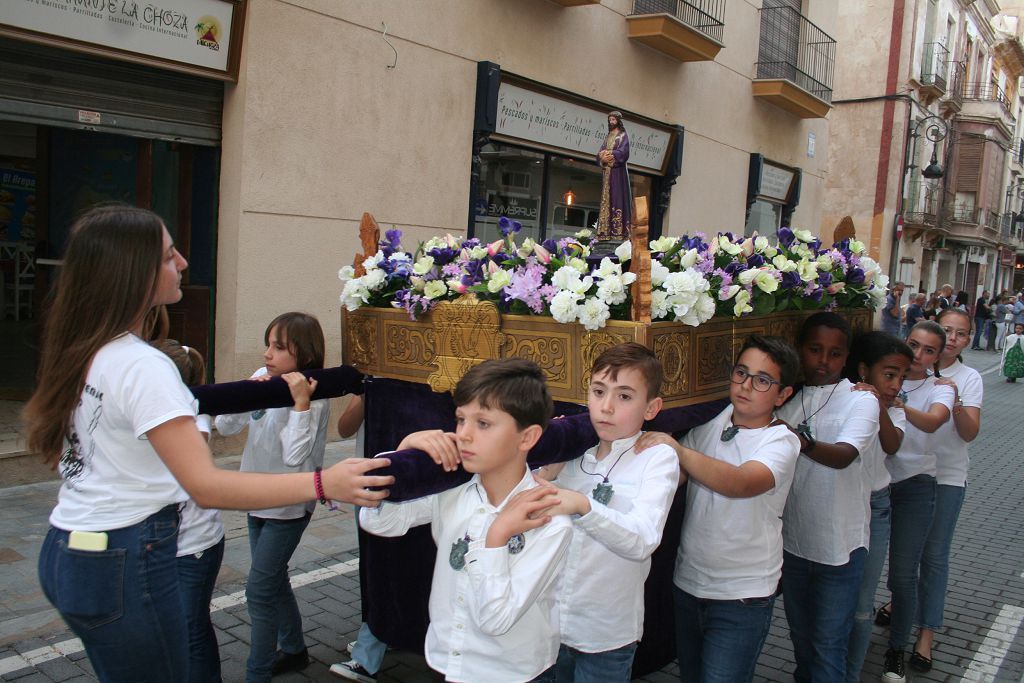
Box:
[456,623,464,630]
[457,596,465,604]
[452,651,460,657]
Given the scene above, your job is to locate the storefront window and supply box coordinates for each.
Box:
[473,141,655,243]
[744,198,782,236]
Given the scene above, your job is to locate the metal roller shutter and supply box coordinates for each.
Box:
[0,36,222,145]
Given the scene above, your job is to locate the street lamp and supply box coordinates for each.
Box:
[910,115,949,179]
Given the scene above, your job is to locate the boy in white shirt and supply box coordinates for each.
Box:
[776,312,880,683]
[536,342,679,681]
[359,358,572,683]
[637,334,802,682]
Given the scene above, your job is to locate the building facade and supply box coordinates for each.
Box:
[825,0,1024,307]
[0,0,839,407]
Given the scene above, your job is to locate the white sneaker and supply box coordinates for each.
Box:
[330,660,377,682]
[346,641,355,654]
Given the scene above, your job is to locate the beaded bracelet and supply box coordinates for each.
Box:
[313,467,338,511]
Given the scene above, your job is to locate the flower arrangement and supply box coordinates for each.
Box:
[338,220,887,331]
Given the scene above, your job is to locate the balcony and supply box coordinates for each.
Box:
[627,0,725,63]
[946,203,1001,245]
[941,61,965,115]
[960,81,1017,133]
[919,42,949,100]
[903,180,941,232]
[752,5,835,118]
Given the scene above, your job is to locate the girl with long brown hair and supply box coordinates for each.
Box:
[24,204,393,682]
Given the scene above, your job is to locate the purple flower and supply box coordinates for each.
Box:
[780,271,802,289]
[846,267,866,286]
[541,238,559,254]
[723,261,746,276]
[778,227,795,248]
[428,246,458,266]
[380,229,402,257]
[818,272,833,287]
[441,262,462,277]
[499,216,523,237]
[747,254,765,268]
[503,264,547,313]
[804,283,824,301]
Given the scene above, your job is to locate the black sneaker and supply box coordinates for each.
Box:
[330,660,377,682]
[271,647,310,675]
[881,648,906,682]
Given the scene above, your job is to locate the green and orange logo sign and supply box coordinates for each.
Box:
[194,16,222,51]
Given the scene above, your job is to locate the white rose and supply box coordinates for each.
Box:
[650,236,677,252]
[424,280,449,299]
[486,269,512,293]
[614,241,632,261]
[793,229,815,243]
[678,248,699,269]
[413,256,435,276]
[754,270,780,293]
[650,260,670,287]
[577,298,611,330]
[550,290,580,324]
[733,289,753,316]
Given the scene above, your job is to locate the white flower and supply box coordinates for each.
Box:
[650,236,677,252]
[733,289,753,316]
[413,255,435,276]
[737,269,759,287]
[772,255,797,272]
[791,244,813,259]
[876,273,890,291]
[486,269,512,293]
[754,236,769,252]
[340,279,369,311]
[389,251,411,263]
[793,229,815,243]
[597,275,628,305]
[670,291,698,321]
[663,270,698,296]
[849,239,866,255]
[763,246,779,259]
[338,265,355,282]
[469,246,488,260]
[694,293,716,323]
[816,255,833,271]
[650,260,670,287]
[754,270,780,293]
[651,289,671,320]
[860,256,882,284]
[740,238,755,257]
[797,260,818,282]
[868,285,886,308]
[719,284,740,301]
[424,280,448,299]
[362,252,384,271]
[614,240,632,261]
[575,228,593,239]
[678,248,699,269]
[550,290,580,324]
[577,298,611,330]
[718,235,742,256]
[568,257,588,274]
[516,238,536,259]
[552,266,583,291]
[362,269,387,290]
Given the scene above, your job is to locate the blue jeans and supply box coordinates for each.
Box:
[673,585,775,683]
[552,641,637,682]
[245,513,311,683]
[845,488,891,683]
[917,484,966,630]
[782,547,867,683]
[38,505,186,682]
[351,621,387,674]
[887,474,936,650]
[972,319,986,347]
[178,536,225,683]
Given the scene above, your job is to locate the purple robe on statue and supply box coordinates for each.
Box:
[597,128,632,241]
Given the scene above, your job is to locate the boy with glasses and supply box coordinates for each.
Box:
[636,335,801,682]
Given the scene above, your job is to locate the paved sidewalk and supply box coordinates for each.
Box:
[0,348,1022,681]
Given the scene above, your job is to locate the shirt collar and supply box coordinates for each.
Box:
[466,467,534,513]
[583,431,643,464]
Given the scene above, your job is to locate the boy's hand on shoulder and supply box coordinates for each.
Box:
[397,429,461,472]
[282,372,316,412]
[544,487,591,517]
[322,457,395,507]
[635,431,679,454]
[486,486,561,547]
[533,461,565,481]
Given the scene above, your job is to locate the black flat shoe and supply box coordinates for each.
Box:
[272,648,310,675]
[874,603,892,626]
[909,651,932,672]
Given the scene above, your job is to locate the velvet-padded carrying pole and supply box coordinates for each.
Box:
[190,365,366,416]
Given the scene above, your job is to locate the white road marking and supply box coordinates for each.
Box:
[961,604,1024,681]
[0,558,360,676]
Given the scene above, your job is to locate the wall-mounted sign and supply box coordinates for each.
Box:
[759,163,797,202]
[0,0,244,81]
[495,82,671,174]
[1001,247,1016,267]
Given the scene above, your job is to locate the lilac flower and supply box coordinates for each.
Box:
[538,284,559,302]
[503,263,548,313]
[499,216,523,237]
[441,262,462,278]
[778,227,795,248]
[713,268,733,287]
[695,257,715,274]
[803,282,824,301]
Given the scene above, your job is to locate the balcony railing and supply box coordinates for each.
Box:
[951,203,980,223]
[986,210,1002,233]
[903,180,941,226]
[962,81,1017,123]
[631,0,725,43]
[943,60,966,111]
[755,5,836,104]
[921,42,949,92]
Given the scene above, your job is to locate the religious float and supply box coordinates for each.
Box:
[326,198,884,675]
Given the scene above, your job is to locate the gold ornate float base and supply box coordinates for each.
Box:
[342,299,871,408]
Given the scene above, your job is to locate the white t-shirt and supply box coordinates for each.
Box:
[214,367,330,520]
[49,334,195,531]
[934,361,983,487]
[554,432,679,652]
[361,467,572,683]
[862,406,906,493]
[177,414,225,557]
[778,380,879,565]
[673,405,800,601]
[886,377,955,483]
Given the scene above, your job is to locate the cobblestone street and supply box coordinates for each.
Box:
[0,348,1021,682]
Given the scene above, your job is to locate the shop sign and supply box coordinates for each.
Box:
[1001,247,1016,267]
[758,163,796,202]
[496,82,671,174]
[0,0,242,80]
[486,193,538,220]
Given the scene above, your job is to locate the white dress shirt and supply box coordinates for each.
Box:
[862,406,906,494]
[673,405,800,600]
[886,378,956,484]
[214,367,330,519]
[554,432,680,652]
[778,379,880,565]
[361,467,572,683]
[933,361,983,487]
